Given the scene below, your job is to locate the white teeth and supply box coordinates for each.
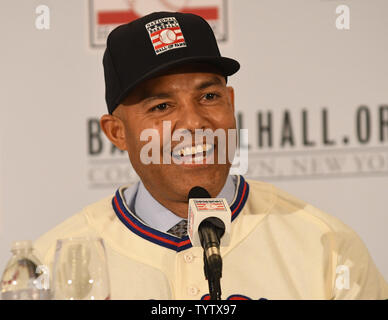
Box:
[173,144,213,157]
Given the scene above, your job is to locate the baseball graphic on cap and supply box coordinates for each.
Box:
[160,29,176,44]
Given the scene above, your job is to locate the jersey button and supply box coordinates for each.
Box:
[184,253,194,263]
[188,286,200,296]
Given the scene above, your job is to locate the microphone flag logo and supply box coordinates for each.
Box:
[195,200,226,211]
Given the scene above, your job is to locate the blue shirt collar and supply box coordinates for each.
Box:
[123,175,237,233]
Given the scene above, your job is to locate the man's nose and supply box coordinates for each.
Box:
[174,99,210,133]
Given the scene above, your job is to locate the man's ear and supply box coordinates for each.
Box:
[227,86,235,113]
[100,114,127,151]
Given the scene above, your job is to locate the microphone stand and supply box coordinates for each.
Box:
[199,219,224,300]
[203,251,222,300]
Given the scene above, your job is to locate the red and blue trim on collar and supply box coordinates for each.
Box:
[112,175,249,252]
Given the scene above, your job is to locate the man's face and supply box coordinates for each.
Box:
[104,64,236,216]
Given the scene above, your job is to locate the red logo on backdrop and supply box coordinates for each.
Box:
[89,0,227,47]
[145,17,186,55]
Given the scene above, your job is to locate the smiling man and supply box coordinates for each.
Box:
[34,12,388,300]
[101,63,236,219]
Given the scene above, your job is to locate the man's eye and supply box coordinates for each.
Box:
[204,93,218,100]
[151,103,168,112]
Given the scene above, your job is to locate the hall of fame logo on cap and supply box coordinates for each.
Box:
[145,17,186,55]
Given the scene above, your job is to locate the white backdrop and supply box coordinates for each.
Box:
[1,0,387,284]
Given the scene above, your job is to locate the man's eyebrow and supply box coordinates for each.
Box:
[140,92,172,104]
[137,76,225,103]
[195,76,225,90]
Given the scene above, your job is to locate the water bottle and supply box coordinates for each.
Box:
[0,240,50,300]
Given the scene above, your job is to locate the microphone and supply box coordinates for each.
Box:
[187,186,231,300]
[187,187,231,248]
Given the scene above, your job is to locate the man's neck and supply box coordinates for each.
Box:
[125,175,237,231]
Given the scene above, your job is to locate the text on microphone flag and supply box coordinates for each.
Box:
[195,200,226,211]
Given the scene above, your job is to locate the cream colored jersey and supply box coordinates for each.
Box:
[34,176,388,300]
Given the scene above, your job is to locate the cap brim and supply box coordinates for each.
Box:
[113,56,240,111]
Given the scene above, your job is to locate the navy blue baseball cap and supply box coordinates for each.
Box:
[103,11,240,114]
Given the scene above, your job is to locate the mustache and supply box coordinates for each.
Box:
[138,125,239,165]
[162,128,222,151]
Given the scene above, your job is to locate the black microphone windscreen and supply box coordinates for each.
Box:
[188,186,211,200]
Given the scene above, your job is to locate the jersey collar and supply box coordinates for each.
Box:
[112,175,250,252]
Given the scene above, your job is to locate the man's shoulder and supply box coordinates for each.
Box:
[245,178,357,237]
[244,178,370,270]
[33,194,115,263]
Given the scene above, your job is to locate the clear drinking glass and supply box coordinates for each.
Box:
[52,237,110,300]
